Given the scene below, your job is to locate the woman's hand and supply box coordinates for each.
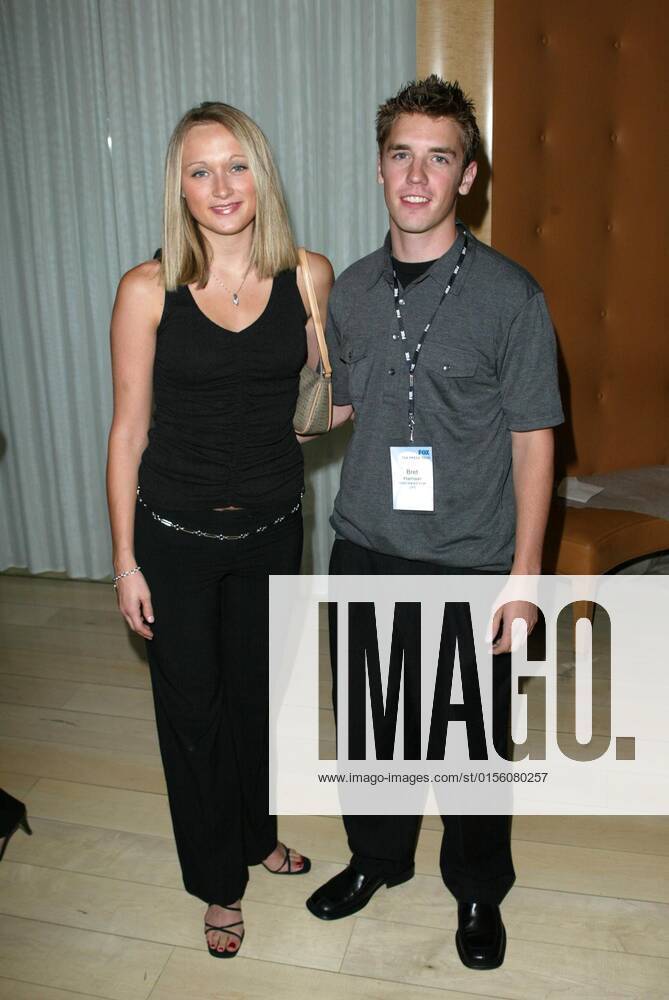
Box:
[115,571,155,639]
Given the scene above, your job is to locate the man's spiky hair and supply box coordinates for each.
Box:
[376,75,480,166]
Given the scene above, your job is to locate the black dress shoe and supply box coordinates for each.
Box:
[306,863,414,920]
[455,901,506,970]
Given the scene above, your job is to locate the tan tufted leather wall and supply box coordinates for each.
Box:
[490,0,669,573]
[417,0,494,244]
[492,0,668,475]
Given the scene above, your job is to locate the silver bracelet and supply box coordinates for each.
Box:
[112,565,141,589]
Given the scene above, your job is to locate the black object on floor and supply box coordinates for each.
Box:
[0,788,32,863]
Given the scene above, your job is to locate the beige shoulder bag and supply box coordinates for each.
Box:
[293,247,333,435]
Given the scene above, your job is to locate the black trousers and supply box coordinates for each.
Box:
[329,538,515,905]
[134,498,303,905]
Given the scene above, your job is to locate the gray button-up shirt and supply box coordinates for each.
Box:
[326,226,564,570]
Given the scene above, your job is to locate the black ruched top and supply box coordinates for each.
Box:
[138,269,307,511]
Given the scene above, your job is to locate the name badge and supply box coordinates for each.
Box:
[390,445,434,511]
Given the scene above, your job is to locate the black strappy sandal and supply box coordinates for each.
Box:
[204,905,244,959]
[261,842,311,876]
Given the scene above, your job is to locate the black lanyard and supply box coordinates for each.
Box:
[392,232,468,441]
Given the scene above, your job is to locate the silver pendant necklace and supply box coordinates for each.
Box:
[210,263,251,306]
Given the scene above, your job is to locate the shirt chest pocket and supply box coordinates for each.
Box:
[340,337,373,406]
[406,342,479,412]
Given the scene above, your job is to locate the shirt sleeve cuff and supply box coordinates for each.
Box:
[506,412,565,431]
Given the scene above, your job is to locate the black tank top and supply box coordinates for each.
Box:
[138,269,307,510]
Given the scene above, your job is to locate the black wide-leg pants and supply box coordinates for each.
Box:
[329,538,515,906]
[134,498,303,905]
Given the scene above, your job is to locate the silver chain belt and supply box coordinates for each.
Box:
[136,487,303,541]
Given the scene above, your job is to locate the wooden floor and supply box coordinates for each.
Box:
[0,574,668,1000]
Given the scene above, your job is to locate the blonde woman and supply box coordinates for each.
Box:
[106,102,340,957]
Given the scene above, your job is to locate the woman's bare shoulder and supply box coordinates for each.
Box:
[115,259,163,306]
[297,251,334,317]
[113,260,164,327]
[302,250,334,286]
[119,259,162,291]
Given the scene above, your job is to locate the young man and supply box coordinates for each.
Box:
[305,76,564,970]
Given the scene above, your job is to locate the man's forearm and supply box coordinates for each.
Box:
[510,428,555,574]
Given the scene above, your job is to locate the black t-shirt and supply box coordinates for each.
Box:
[390,256,438,288]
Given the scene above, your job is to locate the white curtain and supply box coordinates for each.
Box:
[0,0,416,577]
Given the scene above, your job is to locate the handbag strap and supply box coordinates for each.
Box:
[297,247,332,377]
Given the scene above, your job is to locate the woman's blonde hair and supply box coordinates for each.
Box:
[161,102,298,289]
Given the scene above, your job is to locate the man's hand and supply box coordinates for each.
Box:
[488,599,538,655]
[487,574,540,654]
